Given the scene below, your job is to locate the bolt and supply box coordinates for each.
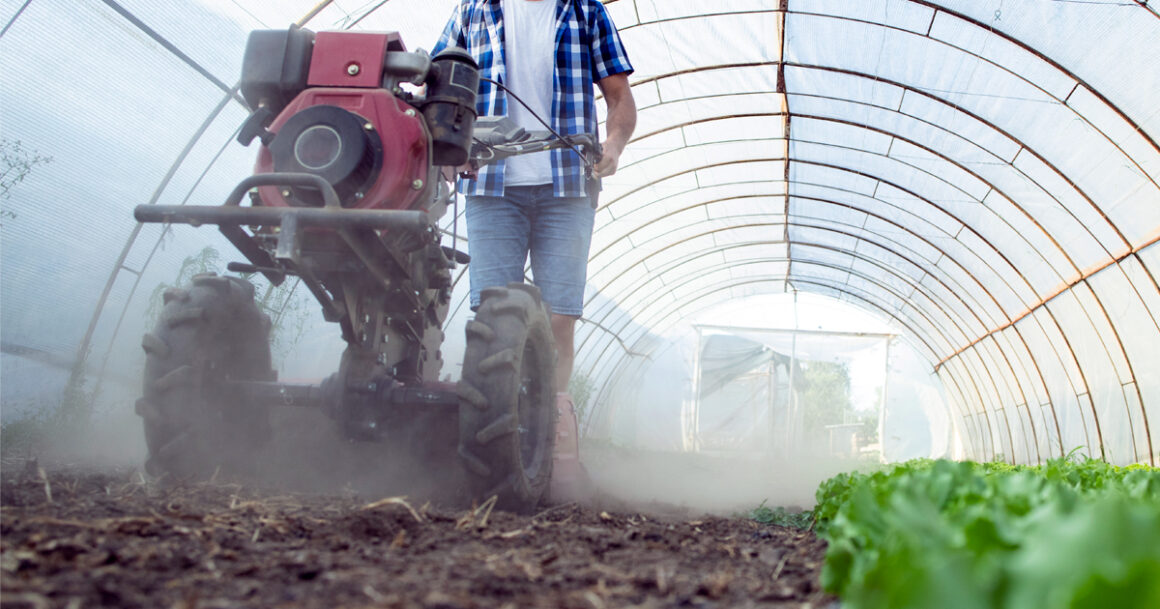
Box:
[364,122,374,131]
[281,189,291,197]
[347,63,360,76]
[412,179,424,190]
[404,108,417,117]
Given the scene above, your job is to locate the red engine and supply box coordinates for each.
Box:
[237,27,478,212]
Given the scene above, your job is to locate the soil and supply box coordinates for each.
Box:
[1,461,836,609]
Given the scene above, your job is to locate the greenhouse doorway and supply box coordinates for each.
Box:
[688,324,894,463]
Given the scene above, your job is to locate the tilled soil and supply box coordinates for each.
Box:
[1,463,835,609]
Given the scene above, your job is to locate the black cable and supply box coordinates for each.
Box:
[480,76,595,168]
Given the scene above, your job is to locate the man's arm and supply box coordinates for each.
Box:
[594,72,636,179]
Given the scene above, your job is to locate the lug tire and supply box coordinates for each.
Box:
[137,273,275,480]
[457,283,557,511]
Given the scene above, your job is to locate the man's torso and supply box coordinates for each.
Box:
[502,0,557,186]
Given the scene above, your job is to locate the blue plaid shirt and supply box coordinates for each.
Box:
[433,0,634,198]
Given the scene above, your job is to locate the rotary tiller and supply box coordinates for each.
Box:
[133,25,599,511]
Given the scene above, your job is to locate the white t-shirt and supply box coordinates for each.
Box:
[502,0,556,187]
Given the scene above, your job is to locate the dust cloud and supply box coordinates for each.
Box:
[583,443,871,515]
[2,394,148,473]
[1,387,464,506]
[5,387,869,516]
[250,407,467,502]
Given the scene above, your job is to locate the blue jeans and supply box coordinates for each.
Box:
[465,184,596,316]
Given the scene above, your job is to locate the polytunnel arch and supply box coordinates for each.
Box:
[589,150,1034,336]
[611,76,1129,287]
[598,146,1034,303]
[603,126,1112,300]
[3,0,1158,474]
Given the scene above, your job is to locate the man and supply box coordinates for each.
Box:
[433,0,636,502]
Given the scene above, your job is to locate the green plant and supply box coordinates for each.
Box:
[1,138,54,224]
[57,347,93,424]
[798,360,852,437]
[812,456,1160,609]
[146,245,311,365]
[1,348,98,460]
[746,500,814,530]
[247,273,312,364]
[145,245,224,323]
[0,396,90,461]
[568,372,596,426]
[0,410,53,460]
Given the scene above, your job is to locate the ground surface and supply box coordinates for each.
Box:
[1,461,835,609]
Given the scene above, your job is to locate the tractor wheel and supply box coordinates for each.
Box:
[136,273,276,480]
[457,283,557,511]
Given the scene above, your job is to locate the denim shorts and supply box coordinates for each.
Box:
[465,184,596,317]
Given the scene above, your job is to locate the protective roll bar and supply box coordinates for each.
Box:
[133,173,431,232]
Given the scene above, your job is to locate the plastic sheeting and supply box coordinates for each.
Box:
[2,1,1158,468]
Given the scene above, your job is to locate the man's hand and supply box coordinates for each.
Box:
[593,146,619,179]
[595,73,636,179]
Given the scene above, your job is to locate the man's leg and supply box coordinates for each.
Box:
[529,192,594,393]
[528,189,596,503]
[548,310,589,503]
[551,313,577,390]
[463,191,532,309]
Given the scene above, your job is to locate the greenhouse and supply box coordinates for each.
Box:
[5,0,1158,466]
[2,1,1159,607]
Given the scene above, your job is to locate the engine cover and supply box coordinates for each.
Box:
[255,88,429,210]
